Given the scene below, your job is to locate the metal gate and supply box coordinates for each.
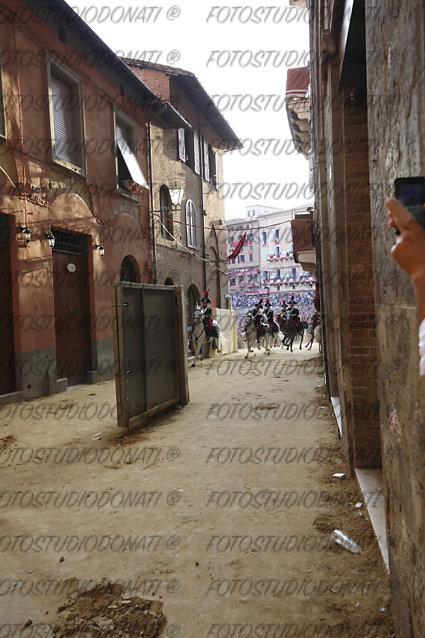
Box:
[112,283,189,430]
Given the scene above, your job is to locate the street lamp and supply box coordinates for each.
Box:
[169,187,183,207]
[17,225,32,243]
[44,230,56,248]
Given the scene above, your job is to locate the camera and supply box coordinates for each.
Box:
[394,176,425,230]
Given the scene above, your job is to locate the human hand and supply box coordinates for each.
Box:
[385,197,425,281]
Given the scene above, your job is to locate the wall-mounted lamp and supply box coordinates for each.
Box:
[17,225,32,243]
[94,244,105,256]
[169,187,183,207]
[44,230,56,248]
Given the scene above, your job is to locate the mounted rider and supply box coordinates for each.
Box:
[286,295,300,328]
[201,291,213,333]
[264,299,279,334]
[252,298,265,341]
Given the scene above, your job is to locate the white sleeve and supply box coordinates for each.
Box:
[419,318,425,376]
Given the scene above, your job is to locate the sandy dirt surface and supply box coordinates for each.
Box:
[0,344,394,637]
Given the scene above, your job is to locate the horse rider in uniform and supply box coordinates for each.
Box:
[201,291,213,334]
[252,299,264,341]
[264,299,278,334]
[287,295,300,328]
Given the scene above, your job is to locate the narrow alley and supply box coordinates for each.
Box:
[0,345,393,637]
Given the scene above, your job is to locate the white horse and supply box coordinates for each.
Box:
[243,312,257,358]
[191,305,207,366]
[244,311,270,357]
[314,324,322,353]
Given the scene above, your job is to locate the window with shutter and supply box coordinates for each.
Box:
[178,128,186,161]
[193,129,200,174]
[186,200,197,248]
[203,137,210,182]
[160,185,173,238]
[49,66,84,170]
[213,151,219,189]
[115,114,148,193]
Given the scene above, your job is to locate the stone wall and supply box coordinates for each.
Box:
[366,2,425,635]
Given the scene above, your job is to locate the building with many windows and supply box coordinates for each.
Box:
[0,0,203,401]
[226,204,315,300]
[123,60,241,322]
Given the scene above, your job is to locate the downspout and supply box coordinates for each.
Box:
[147,122,157,284]
[199,144,207,293]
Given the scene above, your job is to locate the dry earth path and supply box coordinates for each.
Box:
[0,344,394,637]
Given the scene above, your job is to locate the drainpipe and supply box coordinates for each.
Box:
[199,145,207,293]
[147,122,157,284]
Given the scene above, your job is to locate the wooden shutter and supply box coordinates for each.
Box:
[116,119,148,189]
[178,128,186,161]
[203,137,210,181]
[186,200,197,248]
[193,129,200,174]
[213,151,219,189]
[51,73,80,166]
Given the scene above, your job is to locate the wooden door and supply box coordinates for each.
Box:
[52,232,91,385]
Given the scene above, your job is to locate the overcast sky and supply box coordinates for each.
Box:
[70,0,313,219]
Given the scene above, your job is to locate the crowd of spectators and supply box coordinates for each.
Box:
[232,291,316,336]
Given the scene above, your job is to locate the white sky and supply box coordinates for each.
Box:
[70,0,313,219]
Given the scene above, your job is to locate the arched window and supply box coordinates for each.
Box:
[185,200,197,248]
[120,256,139,282]
[160,185,173,238]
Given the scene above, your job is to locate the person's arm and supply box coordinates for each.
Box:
[385,197,425,323]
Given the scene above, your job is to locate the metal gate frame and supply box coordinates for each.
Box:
[112,283,189,430]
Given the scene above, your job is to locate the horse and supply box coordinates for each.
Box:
[243,311,270,357]
[243,311,257,358]
[314,324,322,353]
[191,305,207,366]
[305,313,320,350]
[282,318,308,352]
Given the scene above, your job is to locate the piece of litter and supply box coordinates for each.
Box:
[333,473,345,478]
[354,502,363,508]
[380,607,387,613]
[119,600,131,604]
[108,605,118,609]
[330,529,361,554]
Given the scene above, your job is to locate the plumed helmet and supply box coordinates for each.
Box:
[201,290,211,303]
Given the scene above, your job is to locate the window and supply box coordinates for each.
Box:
[202,137,219,188]
[160,185,173,238]
[275,246,280,256]
[274,229,280,241]
[237,254,245,263]
[48,58,85,172]
[262,231,267,244]
[186,199,197,248]
[249,253,253,262]
[178,127,200,172]
[114,112,148,194]
[230,278,236,286]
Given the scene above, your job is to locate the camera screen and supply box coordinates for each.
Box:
[398,182,425,206]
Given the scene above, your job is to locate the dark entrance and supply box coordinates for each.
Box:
[52,229,92,385]
[0,214,15,394]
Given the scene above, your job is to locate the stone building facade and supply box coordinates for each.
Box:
[307,0,425,634]
[0,0,185,401]
[124,60,241,322]
[226,205,315,299]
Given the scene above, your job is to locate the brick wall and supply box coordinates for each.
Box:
[341,91,381,468]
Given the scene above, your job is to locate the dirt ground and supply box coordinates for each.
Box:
[0,344,394,638]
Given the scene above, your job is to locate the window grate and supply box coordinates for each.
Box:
[52,229,87,255]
